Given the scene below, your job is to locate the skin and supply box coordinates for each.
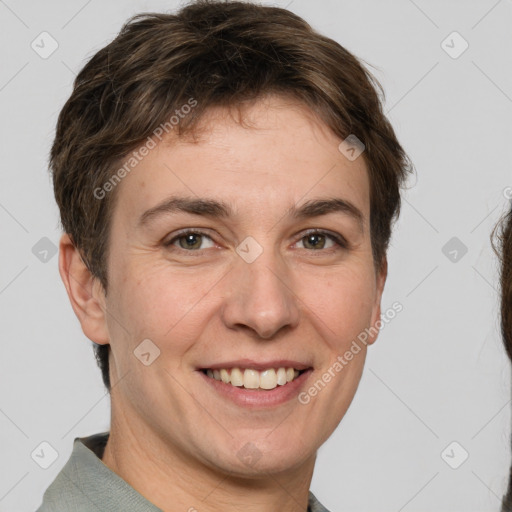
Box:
[59,94,387,512]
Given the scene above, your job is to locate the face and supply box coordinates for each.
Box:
[92,94,386,476]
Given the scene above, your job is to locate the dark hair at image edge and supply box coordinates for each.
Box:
[50,0,413,393]
[492,206,512,512]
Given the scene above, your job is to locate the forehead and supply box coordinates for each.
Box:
[111,95,370,228]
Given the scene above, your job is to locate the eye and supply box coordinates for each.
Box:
[164,230,215,251]
[294,229,348,252]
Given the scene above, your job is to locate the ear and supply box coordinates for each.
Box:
[58,233,109,345]
[367,256,388,346]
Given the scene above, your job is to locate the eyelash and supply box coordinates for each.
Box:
[163,228,348,254]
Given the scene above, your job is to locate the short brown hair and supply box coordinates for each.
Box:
[51,0,412,392]
[493,206,512,512]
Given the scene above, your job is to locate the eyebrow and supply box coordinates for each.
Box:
[138,196,364,229]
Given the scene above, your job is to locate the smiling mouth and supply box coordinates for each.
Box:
[200,367,308,391]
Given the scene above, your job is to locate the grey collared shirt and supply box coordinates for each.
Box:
[36,432,331,512]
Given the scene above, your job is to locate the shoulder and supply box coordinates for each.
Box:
[35,432,161,511]
[308,490,332,512]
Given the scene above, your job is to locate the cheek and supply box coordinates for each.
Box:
[108,261,215,349]
[299,265,377,341]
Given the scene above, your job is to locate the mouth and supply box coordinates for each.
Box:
[196,359,314,408]
[199,366,308,391]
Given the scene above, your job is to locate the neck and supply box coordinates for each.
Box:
[101,397,316,512]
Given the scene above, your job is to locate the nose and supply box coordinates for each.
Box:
[220,246,301,339]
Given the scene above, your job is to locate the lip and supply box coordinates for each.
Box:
[197,358,312,371]
[197,367,314,408]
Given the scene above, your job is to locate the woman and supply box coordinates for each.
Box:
[36,1,411,510]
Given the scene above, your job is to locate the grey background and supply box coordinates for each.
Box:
[1,0,511,510]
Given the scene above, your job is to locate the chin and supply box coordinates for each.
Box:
[214,438,315,477]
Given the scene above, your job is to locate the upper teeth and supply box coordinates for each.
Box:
[205,367,301,390]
